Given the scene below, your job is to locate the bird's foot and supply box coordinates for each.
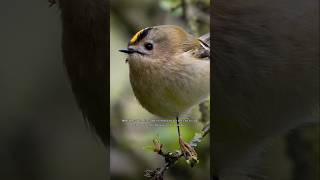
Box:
[179,136,199,167]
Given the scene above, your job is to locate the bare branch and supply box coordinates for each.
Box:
[144,124,210,179]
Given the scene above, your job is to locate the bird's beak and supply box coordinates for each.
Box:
[119,48,135,54]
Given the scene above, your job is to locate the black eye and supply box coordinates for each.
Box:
[144,43,153,50]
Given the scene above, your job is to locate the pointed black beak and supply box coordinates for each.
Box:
[119,48,135,54]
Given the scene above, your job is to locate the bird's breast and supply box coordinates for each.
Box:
[128,58,210,118]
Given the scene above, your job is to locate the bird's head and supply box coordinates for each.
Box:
[119,25,200,62]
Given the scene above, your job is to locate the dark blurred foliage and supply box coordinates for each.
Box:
[212,0,319,179]
[286,125,320,180]
[0,0,106,180]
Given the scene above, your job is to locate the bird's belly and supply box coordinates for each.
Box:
[129,62,209,118]
[130,79,199,118]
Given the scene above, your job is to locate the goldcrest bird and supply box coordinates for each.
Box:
[120,25,210,119]
[119,25,210,148]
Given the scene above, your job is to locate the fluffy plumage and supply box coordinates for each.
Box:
[123,25,210,118]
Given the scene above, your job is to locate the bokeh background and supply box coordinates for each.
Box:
[0,1,106,180]
[110,0,210,179]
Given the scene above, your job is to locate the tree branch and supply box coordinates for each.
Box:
[144,124,210,180]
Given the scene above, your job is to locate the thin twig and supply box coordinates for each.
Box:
[144,124,210,179]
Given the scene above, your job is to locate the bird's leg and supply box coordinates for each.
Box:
[176,116,185,152]
[176,116,184,152]
[177,117,199,167]
[176,116,182,149]
[176,116,181,138]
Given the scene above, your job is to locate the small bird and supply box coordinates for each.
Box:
[119,25,210,152]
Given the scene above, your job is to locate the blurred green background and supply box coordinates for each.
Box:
[110,0,210,179]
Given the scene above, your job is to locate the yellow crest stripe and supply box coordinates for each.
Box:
[130,29,145,44]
